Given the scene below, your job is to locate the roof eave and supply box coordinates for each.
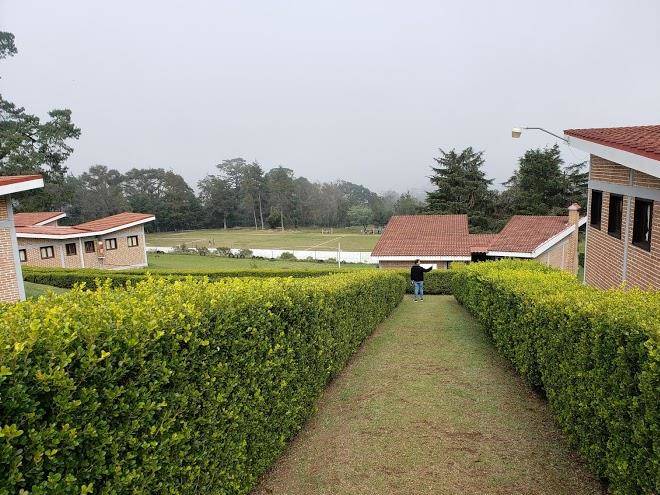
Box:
[565,135,660,178]
[0,177,44,196]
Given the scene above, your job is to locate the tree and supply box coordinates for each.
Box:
[198,175,234,229]
[0,31,81,211]
[240,162,266,230]
[502,145,587,215]
[265,166,295,231]
[426,147,497,232]
[348,205,373,229]
[123,168,202,232]
[67,165,127,222]
[394,192,422,215]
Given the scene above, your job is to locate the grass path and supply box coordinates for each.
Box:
[253,296,604,495]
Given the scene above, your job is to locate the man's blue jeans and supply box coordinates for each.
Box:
[413,281,424,299]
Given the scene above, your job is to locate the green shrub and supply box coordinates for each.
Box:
[21,266,348,289]
[279,251,296,260]
[0,271,405,494]
[452,260,660,494]
[381,269,455,295]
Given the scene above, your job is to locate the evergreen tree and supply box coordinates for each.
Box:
[502,145,587,215]
[426,147,497,232]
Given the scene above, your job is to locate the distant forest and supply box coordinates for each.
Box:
[1,30,587,234]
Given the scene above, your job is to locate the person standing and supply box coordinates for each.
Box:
[410,260,432,301]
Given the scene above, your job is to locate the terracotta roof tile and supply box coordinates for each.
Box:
[371,215,471,256]
[16,226,87,236]
[75,212,155,232]
[565,125,660,162]
[13,211,65,227]
[468,234,498,253]
[0,175,43,187]
[487,216,571,254]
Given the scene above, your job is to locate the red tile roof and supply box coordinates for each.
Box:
[15,211,155,239]
[75,212,155,232]
[486,216,571,254]
[468,234,498,253]
[0,175,43,187]
[372,214,581,258]
[15,226,87,236]
[371,215,471,257]
[13,211,65,227]
[564,125,660,162]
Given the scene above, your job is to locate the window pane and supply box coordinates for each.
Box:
[607,194,623,239]
[632,198,653,251]
[590,190,602,229]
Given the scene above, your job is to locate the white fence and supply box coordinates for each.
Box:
[147,246,377,264]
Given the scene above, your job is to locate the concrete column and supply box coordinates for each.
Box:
[567,203,581,275]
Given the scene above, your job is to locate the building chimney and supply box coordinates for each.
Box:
[567,203,581,274]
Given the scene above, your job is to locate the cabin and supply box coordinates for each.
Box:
[16,212,155,270]
[371,206,584,273]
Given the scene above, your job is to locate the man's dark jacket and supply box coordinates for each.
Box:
[410,264,432,282]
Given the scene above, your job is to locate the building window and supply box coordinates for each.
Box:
[84,240,96,253]
[40,246,55,259]
[105,238,118,250]
[632,198,653,251]
[19,249,27,262]
[607,194,623,239]
[65,242,77,256]
[127,235,139,247]
[590,190,602,229]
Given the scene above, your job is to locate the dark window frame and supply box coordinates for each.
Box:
[84,240,96,253]
[40,246,55,259]
[632,198,653,251]
[590,190,603,229]
[65,242,77,256]
[607,193,624,239]
[19,249,27,262]
[127,235,139,247]
[105,238,118,250]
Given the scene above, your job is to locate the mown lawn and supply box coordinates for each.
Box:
[24,282,68,299]
[147,253,372,271]
[254,296,603,495]
[146,227,380,251]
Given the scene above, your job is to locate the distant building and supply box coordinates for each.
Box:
[16,212,155,270]
[371,206,584,273]
[564,125,659,289]
[0,175,45,302]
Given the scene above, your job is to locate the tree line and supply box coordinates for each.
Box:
[2,30,587,234]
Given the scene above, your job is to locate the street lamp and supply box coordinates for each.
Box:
[511,126,568,143]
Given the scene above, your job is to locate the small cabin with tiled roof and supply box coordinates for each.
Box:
[16,211,155,270]
[564,124,659,289]
[372,206,584,273]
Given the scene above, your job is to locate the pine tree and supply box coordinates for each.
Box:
[426,147,497,232]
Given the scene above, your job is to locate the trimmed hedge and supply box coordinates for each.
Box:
[0,271,405,494]
[452,260,660,494]
[398,269,455,295]
[21,266,345,289]
[22,266,457,295]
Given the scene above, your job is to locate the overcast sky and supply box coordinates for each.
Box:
[2,1,659,194]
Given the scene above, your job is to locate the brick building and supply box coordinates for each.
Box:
[16,212,155,270]
[0,175,45,302]
[371,208,584,272]
[564,125,659,290]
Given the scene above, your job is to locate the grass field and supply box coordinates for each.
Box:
[254,296,603,495]
[147,227,380,252]
[24,281,68,299]
[147,253,372,270]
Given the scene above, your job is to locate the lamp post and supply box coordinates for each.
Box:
[511,126,568,143]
